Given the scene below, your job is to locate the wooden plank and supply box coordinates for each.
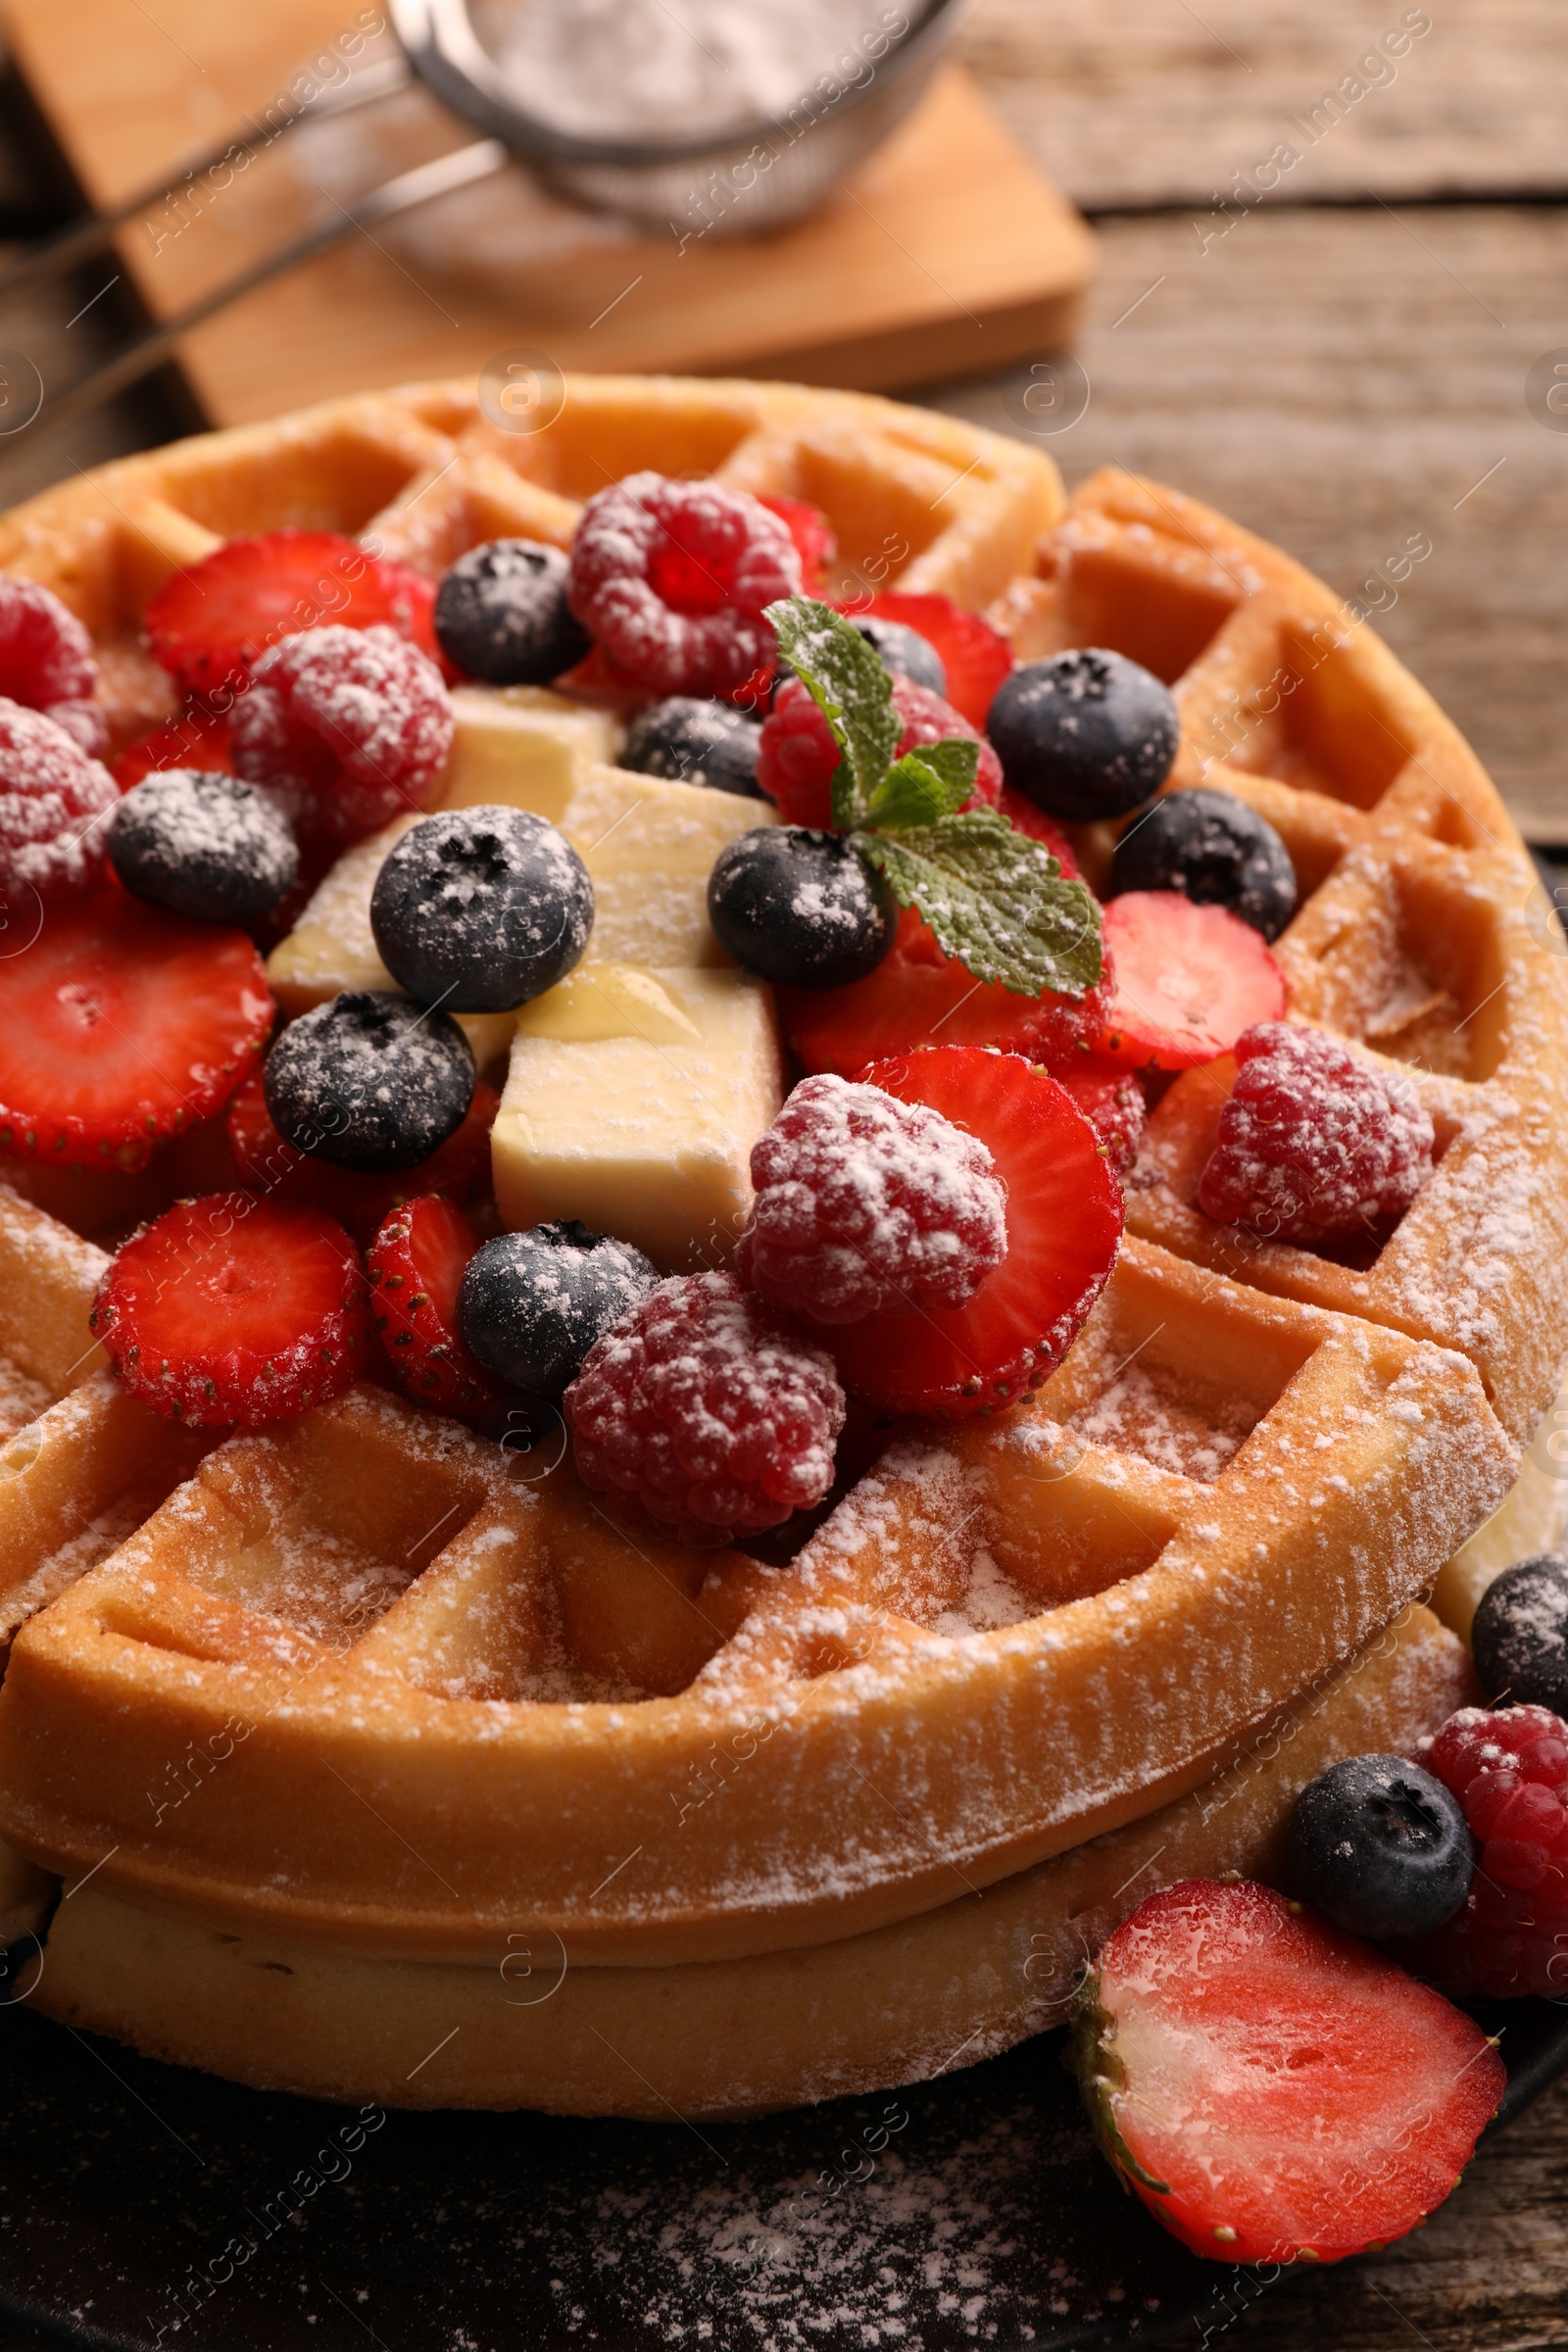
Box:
[931,204,1568,844]
[962,0,1568,209]
[0,1,1094,407]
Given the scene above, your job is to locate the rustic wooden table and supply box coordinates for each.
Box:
[0,5,1565,2346]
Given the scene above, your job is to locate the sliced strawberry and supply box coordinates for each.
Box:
[114,707,233,790]
[853,594,1014,730]
[1098,891,1286,1071]
[782,905,1114,1080]
[997,784,1078,874]
[0,890,272,1172]
[368,1196,499,1422]
[758,496,837,595]
[226,1068,498,1247]
[826,1048,1123,1417]
[90,1192,368,1426]
[1071,1879,1504,2266]
[144,530,440,696]
[1054,1054,1146,1172]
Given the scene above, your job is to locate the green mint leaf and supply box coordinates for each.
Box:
[866,739,979,832]
[856,810,1103,998]
[764,596,900,832]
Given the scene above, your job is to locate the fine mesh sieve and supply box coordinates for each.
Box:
[388,0,965,236]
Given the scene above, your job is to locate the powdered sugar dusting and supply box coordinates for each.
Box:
[1198,1020,1435,1245]
[514,2069,1139,2352]
[567,474,801,700]
[741,1074,1007,1324]
[0,1351,53,1440]
[0,696,118,896]
[232,623,453,839]
[1071,1361,1254,1484]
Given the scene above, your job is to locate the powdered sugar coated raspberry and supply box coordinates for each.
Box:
[1196,1020,1435,1245]
[229,623,453,843]
[566,472,802,700]
[758,671,1004,829]
[44,699,109,759]
[564,1269,846,1545]
[1395,1704,1568,1997]
[737,1072,1008,1324]
[0,699,119,900]
[0,575,97,711]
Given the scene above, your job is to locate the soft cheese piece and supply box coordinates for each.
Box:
[439,686,623,820]
[564,761,772,967]
[493,966,783,1271]
[267,757,774,1023]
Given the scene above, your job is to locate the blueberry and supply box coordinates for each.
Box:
[264,991,474,1172]
[708,826,897,989]
[107,768,297,925]
[846,615,947,698]
[620,698,763,798]
[988,648,1179,822]
[433,538,589,685]
[460,1221,659,1398]
[1288,1753,1474,1941]
[369,805,594,1013]
[1472,1553,1568,1713]
[1109,787,1297,941]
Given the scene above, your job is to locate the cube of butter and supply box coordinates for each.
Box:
[493,966,783,1272]
[438,686,622,821]
[268,758,774,1012]
[563,762,771,968]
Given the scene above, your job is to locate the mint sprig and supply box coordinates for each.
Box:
[767,596,899,833]
[764,597,1102,1000]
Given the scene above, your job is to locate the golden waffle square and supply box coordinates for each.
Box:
[0,380,1560,2116]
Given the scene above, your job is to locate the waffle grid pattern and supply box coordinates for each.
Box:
[0,380,1558,2050]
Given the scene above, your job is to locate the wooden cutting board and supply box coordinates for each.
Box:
[1,0,1095,422]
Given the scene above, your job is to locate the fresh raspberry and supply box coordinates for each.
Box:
[1197,1021,1436,1245]
[44,700,109,758]
[566,473,802,703]
[0,700,119,901]
[229,624,454,843]
[368,1196,499,1422]
[564,1270,846,1545]
[226,1066,499,1246]
[90,1193,369,1427]
[144,528,442,697]
[758,672,1004,830]
[1394,1705,1568,1998]
[737,1073,1008,1325]
[0,575,100,740]
[759,496,836,594]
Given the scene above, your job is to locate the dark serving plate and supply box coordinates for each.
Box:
[0,1954,1564,2352]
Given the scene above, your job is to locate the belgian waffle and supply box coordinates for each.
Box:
[0,377,1561,2117]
